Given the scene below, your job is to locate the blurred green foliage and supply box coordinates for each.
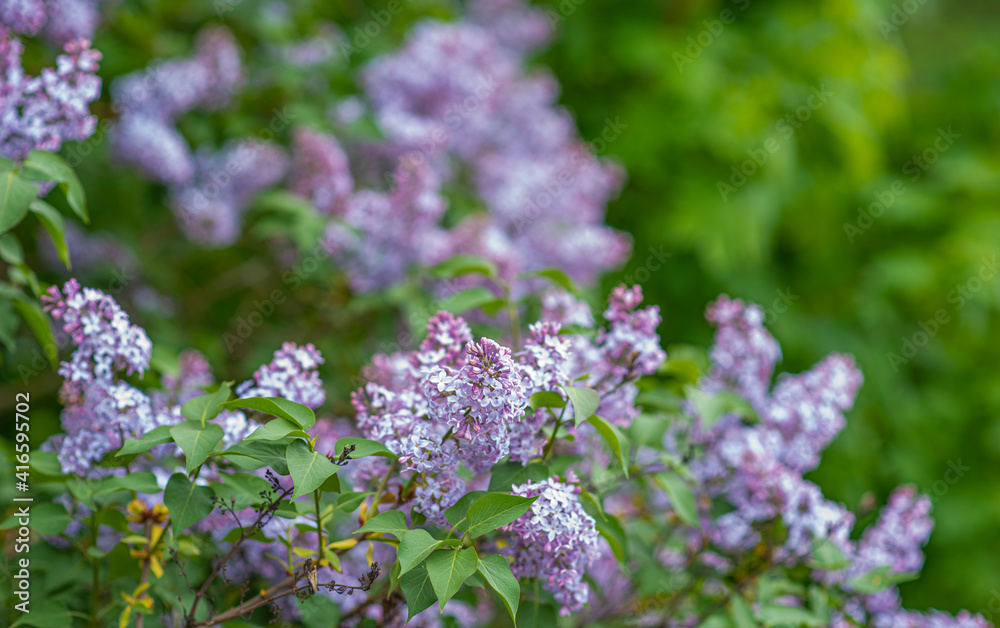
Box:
[543,0,1000,614]
[0,0,997,617]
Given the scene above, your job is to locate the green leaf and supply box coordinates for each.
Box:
[400,564,436,622]
[465,493,538,538]
[562,384,600,426]
[431,254,498,278]
[221,397,316,429]
[243,417,311,442]
[729,595,757,628]
[426,548,479,610]
[29,502,70,536]
[686,386,758,429]
[444,490,487,532]
[488,462,550,492]
[334,437,398,460]
[0,232,24,264]
[757,604,825,626]
[658,472,699,527]
[397,529,443,576]
[181,382,233,425]
[355,510,409,538]
[809,538,849,571]
[441,286,505,315]
[94,472,161,496]
[0,164,40,233]
[117,425,175,456]
[12,297,55,369]
[528,390,566,411]
[29,199,70,268]
[587,415,629,477]
[519,268,580,294]
[29,450,63,476]
[336,492,371,513]
[286,439,340,499]
[22,150,87,223]
[170,421,225,474]
[222,438,292,474]
[164,473,214,534]
[10,600,71,627]
[212,474,272,509]
[477,554,520,624]
[848,566,915,594]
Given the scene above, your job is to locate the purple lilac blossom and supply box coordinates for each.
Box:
[0,28,101,160]
[502,475,600,616]
[111,26,285,244]
[288,127,353,215]
[235,342,327,409]
[41,280,155,473]
[0,0,103,44]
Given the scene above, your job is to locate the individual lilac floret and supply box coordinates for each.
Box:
[702,295,782,412]
[42,279,152,390]
[502,476,600,616]
[288,127,353,215]
[0,29,101,160]
[236,342,326,409]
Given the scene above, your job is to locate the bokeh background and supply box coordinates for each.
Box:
[2,0,998,617]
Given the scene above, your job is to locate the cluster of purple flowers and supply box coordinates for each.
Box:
[0,0,103,45]
[42,280,325,473]
[235,341,326,409]
[0,27,101,160]
[303,0,629,291]
[41,279,153,473]
[542,285,667,427]
[502,475,601,616]
[110,26,286,245]
[352,310,531,521]
[666,295,986,627]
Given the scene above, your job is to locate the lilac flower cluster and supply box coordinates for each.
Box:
[43,280,326,474]
[352,313,529,520]
[276,0,627,292]
[111,27,286,245]
[501,476,600,616]
[0,0,103,45]
[542,285,666,427]
[235,341,326,409]
[666,295,986,627]
[0,28,101,160]
[41,280,153,473]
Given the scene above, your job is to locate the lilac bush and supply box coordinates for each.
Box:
[13,275,986,627]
